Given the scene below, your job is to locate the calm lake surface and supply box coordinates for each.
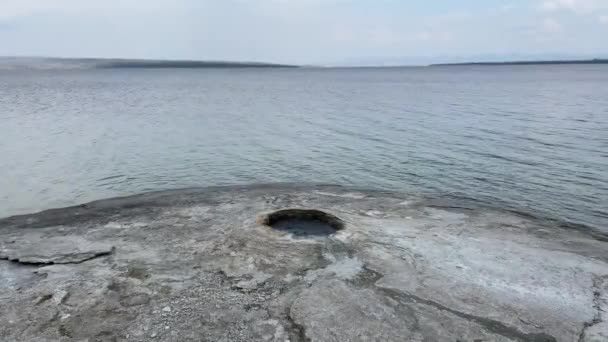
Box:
[1,65,607,232]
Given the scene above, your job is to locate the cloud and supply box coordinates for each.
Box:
[0,0,350,17]
[0,0,181,19]
[540,17,563,33]
[540,0,608,13]
[600,15,608,24]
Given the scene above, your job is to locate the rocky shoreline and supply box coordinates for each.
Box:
[1,184,607,341]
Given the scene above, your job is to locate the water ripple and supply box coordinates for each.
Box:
[0,65,607,232]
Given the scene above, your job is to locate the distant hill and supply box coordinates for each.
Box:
[0,57,298,70]
[431,59,608,66]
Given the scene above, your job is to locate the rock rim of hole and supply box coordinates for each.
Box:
[257,209,344,237]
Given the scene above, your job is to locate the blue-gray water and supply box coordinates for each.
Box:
[1,65,607,232]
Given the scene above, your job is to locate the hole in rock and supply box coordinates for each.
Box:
[260,209,344,238]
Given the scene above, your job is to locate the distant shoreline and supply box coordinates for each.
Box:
[97,59,298,69]
[0,57,298,70]
[431,59,608,66]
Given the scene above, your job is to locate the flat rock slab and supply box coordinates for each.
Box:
[0,183,607,342]
[1,236,114,264]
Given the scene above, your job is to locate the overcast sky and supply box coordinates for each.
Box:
[1,0,607,65]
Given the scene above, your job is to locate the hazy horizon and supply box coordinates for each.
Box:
[1,1,608,66]
[2,53,608,69]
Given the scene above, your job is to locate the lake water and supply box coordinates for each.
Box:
[1,65,607,232]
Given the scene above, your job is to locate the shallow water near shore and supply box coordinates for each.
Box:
[0,65,607,232]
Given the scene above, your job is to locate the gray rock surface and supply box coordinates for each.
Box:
[0,183,606,342]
